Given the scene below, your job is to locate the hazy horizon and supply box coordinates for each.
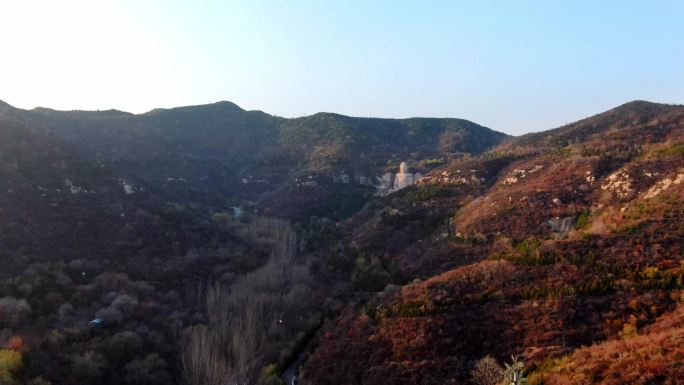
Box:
[1,0,683,135]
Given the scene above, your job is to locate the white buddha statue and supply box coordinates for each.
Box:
[393,161,414,190]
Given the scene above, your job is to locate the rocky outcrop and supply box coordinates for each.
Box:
[643,173,684,199]
[417,169,485,186]
[332,173,376,186]
[327,162,421,195]
[501,164,543,185]
[601,169,633,198]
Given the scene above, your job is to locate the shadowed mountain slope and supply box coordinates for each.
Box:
[2,100,506,219]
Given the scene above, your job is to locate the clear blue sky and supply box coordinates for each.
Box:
[1,0,683,134]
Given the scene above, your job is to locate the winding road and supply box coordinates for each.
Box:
[282,352,304,385]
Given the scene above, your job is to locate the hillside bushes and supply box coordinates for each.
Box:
[352,256,392,292]
[0,349,21,384]
[406,185,447,202]
[536,304,684,384]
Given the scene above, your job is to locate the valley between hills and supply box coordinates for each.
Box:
[0,99,683,385]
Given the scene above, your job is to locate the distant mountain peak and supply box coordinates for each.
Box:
[0,99,13,108]
[611,100,653,110]
[620,99,657,106]
[143,100,246,117]
[0,99,16,115]
[607,100,677,115]
[212,100,243,110]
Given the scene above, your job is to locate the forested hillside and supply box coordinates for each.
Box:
[1,100,682,385]
[300,101,684,385]
[0,99,504,385]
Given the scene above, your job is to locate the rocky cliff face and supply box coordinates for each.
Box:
[329,161,424,196]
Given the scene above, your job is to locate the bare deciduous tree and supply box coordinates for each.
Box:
[471,355,504,385]
[182,217,312,385]
[181,325,234,385]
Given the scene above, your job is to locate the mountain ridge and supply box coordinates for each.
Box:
[1,98,679,128]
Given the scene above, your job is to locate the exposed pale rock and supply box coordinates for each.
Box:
[502,165,543,185]
[356,175,372,186]
[503,176,519,185]
[120,179,136,194]
[601,171,633,198]
[585,170,595,184]
[418,169,482,186]
[64,179,84,194]
[643,173,684,199]
[376,173,395,191]
[241,176,268,184]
